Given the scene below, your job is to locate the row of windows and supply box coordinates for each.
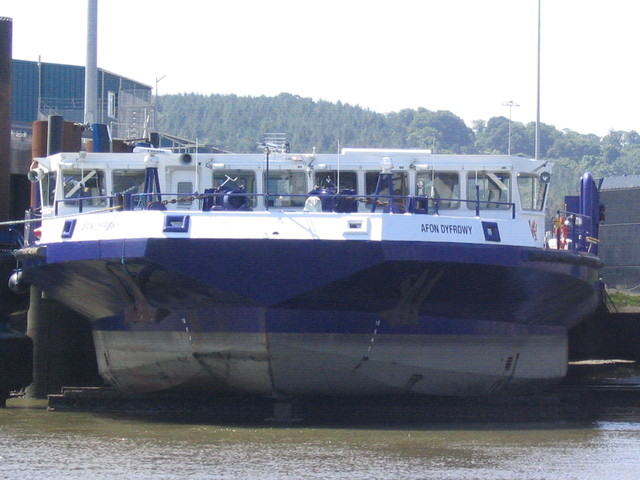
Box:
[47,168,547,212]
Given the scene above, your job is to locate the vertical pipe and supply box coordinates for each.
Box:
[37,57,42,119]
[63,121,83,152]
[47,115,64,156]
[84,0,98,124]
[265,148,270,211]
[31,121,48,210]
[27,115,70,399]
[580,171,598,255]
[0,17,13,221]
[25,287,47,398]
[26,289,93,398]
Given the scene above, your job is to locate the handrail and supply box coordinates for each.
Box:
[54,191,518,218]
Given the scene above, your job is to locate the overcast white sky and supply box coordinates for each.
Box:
[3,0,638,136]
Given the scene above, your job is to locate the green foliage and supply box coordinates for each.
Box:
[157,93,406,153]
[607,290,640,308]
[156,92,640,204]
[405,109,475,152]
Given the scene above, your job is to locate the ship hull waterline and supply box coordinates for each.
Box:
[21,237,600,397]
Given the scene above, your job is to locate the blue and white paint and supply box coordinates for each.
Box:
[17,148,601,397]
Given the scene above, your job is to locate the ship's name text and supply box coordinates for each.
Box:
[420,223,472,235]
[81,221,118,231]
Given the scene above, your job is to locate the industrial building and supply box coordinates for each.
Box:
[9,59,155,220]
[11,59,154,139]
[2,15,155,223]
[598,176,640,291]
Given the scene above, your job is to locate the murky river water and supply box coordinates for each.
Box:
[2,397,640,480]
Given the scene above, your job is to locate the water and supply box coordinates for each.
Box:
[2,398,640,479]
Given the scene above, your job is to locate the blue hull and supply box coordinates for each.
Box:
[23,238,599,334]
[19,238,601,396]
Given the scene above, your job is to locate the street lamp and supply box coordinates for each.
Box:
[155,75,167,102]
[502,100,520,155]
[154,75,166,132]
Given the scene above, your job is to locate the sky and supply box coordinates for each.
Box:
[3,0,639,137]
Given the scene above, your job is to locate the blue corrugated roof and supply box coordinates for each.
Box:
[600,175,640,190]
[11,59,152,125]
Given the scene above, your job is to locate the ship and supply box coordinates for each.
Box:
[14,144,603,397]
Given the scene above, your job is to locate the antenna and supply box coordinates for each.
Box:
[262,133,289,154]
[337,139,340,192]
[194,138,199,195]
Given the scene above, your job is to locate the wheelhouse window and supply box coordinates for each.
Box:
[61,169,106,207]
[265,171,307,207]
[112,170,145,195]
[365,172,408,197]
[213,170,256,207]
[314,171,357,192]
[466,171,511,209]
[518,173,548,211]
[416,171,460,209]
[42,171,57,207]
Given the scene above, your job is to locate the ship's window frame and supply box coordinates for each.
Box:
[112,169,145,195]
[365,171,408,197]
[265,170,307,207]
[42,171,57,207]
[416,170,460,209]
[212,170,257,207]
[517,173,547,211]
[314,170,357,192]
[466,171,511,210]
[176,181,194,207]
[60,168,107,207]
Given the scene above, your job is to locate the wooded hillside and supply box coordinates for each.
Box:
[157,92,640,212]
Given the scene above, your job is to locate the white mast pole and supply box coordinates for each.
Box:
[84,0,98,125]
[535,0,541,160]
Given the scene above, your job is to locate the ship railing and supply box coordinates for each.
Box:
[367,195,516,219]
[54,191,516,219]
[554,209,598,254]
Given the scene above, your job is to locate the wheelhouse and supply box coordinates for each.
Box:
[31,149,551,221]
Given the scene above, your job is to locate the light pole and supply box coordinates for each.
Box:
[155,75,166,100]
[154,75,166,132]
[535,0,541,159]
[502,100,519,155]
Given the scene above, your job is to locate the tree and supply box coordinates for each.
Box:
[547,130,601,160]
[406,109,474,153]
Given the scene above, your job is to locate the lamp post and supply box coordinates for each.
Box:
[154,75,166,132]
[155,75,166,100]
[535,0,541,159]
[502,100,520,155]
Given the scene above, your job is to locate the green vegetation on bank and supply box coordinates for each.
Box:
[607,290,640,309]
[157,92,640,211]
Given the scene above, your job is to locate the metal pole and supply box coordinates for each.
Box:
[265,147,270,211]
[154,75,166,131]
[508,108,512,155]
[84,0,98,124]
[535,0,541,159]
[502,100,519,155]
